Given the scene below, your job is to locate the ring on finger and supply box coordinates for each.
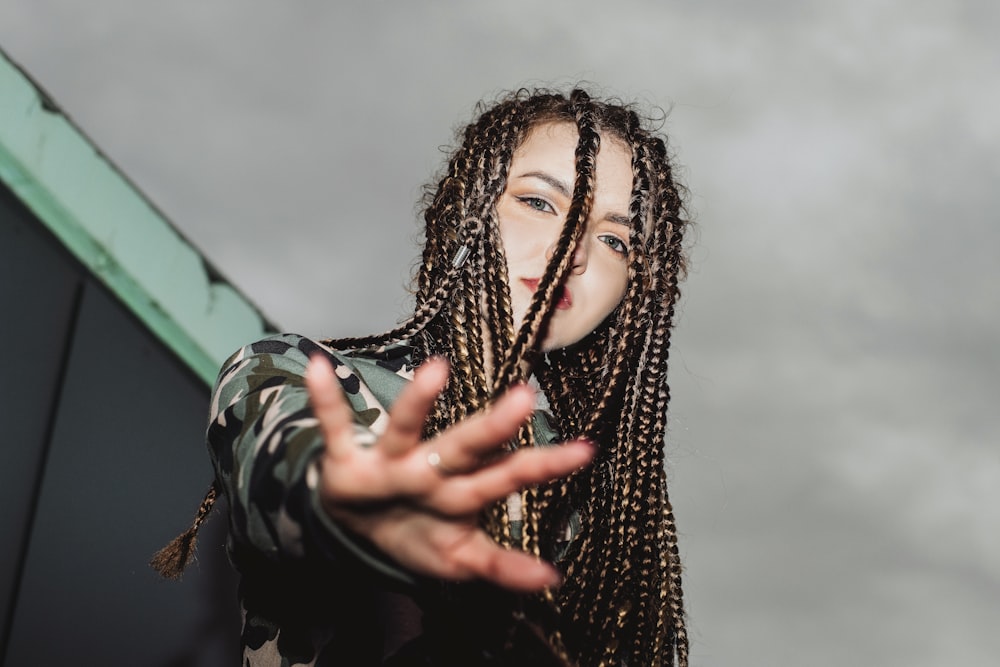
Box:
[426,449,460,476]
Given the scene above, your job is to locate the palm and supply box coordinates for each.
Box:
[305,355,593,592]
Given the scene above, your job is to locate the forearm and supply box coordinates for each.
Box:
[207,334,416,582]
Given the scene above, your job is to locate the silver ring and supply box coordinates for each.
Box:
[426,450,458,476]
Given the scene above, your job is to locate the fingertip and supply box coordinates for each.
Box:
[517,561,562,592]
[305,356,345,409]
[417,356,451,387]
[307,352,331,369]
[305,354,331,383]
[425,354,451,369]
[501,382,536,407]
[541,563,562,589]
[569,439,597,467]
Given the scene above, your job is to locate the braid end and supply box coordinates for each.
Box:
[149,527,198,580]
[150,481,218,580]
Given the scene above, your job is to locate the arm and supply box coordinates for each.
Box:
[209,333,594,591]
[208,334,405,573]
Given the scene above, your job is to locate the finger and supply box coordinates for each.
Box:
[305,354,357,456]
[426,384,536,473]
[380,357,449,457]
[428,441,595,515]
[448,531,561,592]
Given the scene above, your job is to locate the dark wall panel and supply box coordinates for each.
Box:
[0,185,83,644]
[1,186,239,665]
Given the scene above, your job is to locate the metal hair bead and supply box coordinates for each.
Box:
[451,244,471,268]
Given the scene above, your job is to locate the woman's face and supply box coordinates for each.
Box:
[496,122,634,352]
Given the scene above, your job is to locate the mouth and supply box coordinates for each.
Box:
[520,278,572,309]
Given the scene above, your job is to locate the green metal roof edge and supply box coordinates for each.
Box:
[0,48,277,387]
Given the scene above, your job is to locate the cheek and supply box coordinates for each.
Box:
[616,273,629,302]
[597,275,629,326]
[606,282,628,320]
[496,203,524,258]
[602,260,630,306]
[496,218,518,262]
[499,227,544,266]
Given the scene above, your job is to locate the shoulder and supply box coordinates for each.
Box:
[212,333,416,420]
[221,333,415,376]
[217,333,414,380]
[220,333,333,373]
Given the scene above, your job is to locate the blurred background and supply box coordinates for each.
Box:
[1,1,997,665]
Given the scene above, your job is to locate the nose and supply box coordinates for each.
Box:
[545,235,589,273]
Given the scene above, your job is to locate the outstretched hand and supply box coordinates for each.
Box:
[305,354,593,592]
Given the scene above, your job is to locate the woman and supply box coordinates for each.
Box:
[155,88,691,667]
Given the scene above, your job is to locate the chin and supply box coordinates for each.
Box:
[538,331,575,354]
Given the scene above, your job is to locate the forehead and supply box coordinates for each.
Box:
[513,122,579,162]
[513,121,631,166]
[510,121,634,209]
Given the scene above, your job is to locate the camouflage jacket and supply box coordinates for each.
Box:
[207,333,567,667]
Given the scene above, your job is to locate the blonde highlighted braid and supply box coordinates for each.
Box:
[327,89,692,667]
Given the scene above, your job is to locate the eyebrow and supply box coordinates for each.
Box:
[516,170,572,198]
[515,170,632,228]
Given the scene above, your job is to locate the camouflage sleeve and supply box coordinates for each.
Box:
[206,333,417,583]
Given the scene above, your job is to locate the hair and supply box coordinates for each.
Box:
[327,88,691,667]
[153,87,691,667]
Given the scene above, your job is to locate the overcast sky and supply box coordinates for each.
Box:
[2,1,998,665]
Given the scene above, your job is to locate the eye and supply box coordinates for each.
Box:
[599,234,628,256]
[517,196,555,214]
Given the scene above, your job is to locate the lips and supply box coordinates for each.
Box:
[520,278,572,309]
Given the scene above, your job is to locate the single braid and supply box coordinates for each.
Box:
[607,137,668,660]
[493,97,600,392]
[149,482,219,579]
[322,215,484,353]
